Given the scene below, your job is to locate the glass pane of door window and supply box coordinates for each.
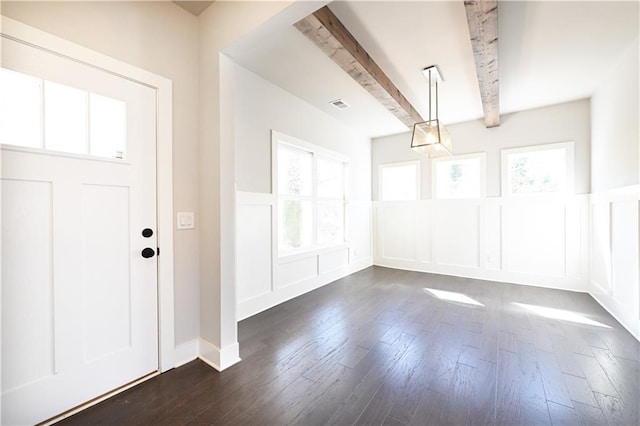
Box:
[380,163,418,201]
[90,93,127,159]
[507,148,566,194]
[0,68,42,148]
[44,81,87,154]
[278,200,312,251]
[317,201,344,245]
[278,146,313,196]
[435,157,482,199]
[317,158,344,199]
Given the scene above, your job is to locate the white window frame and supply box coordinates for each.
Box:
[271,131,349,256]
[378,160,421,201]
[431,152,486,199]
[501,141,575,197]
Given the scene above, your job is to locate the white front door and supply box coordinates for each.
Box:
[1,36,159,425]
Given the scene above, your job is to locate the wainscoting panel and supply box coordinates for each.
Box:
[374,195,590,292]
[319,248,349,274]
[504,200,566,277]
[380,204,416,261]
[589,186,640,340]
[349,202,373,262]
[278,256,318,289]
[435,202,480,268]
[485,201,502,270]
[590,202,612,294]
[611,201,639,308]
[416,205,433,263]
[236,192,373,320]
[236,203,273,303]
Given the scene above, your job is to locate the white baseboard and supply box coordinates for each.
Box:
[373,258,589,293]
[589,289,640,342]
[198,338,241,371]
[238,256,373,320]
[173,339,199,368]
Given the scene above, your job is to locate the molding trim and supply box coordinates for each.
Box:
[199,338,241,371]
[173,339,200,368]
[238,256,373,320]
[590,291,640,341]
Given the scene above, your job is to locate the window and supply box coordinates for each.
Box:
[0,67,127,159]
[379,161,420,201]
[0,68,41,149]
[502,142,574,196]
[433,153,486,199]
[274,132,347,254]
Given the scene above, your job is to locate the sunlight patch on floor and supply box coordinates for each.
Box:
[514,302,611,328]
[423,288,484,307]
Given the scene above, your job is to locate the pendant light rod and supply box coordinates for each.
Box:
[428,68,432,121]
[422,65,444,123]
[435,78,439,120]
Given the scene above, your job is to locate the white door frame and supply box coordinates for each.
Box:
[0,14,175,416]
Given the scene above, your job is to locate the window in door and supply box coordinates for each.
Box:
[0,67,127,159]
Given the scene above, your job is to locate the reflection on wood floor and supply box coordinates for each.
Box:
[60,266,640,425]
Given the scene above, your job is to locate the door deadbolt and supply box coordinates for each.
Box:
[141,247,155,258]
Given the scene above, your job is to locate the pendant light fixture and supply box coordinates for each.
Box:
[410,66,453,158]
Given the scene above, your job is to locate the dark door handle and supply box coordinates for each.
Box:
[141,247,155,258]
[142,228,153,238]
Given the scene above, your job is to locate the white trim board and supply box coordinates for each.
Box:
[0,17,175,420]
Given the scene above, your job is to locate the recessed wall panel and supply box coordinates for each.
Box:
[505,201,565,276]
[436,203,479,268]
[591,203,612,293]
[349,204,371,261]
[381,205,416,261]
[416,206,433,263]
[237,204,272,302]
[1,179,54,391]
[485,203,502,270]
[81,184,131,362]
[319,248,348,274]
[611,201,639,319]
[278,256,317,288]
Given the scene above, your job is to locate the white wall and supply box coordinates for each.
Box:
[234,64,372,319]
[1,0,201,351]
[591,38,639,193]
[372,99,591,200]
[372,100,593,296]
[589,37,640,339]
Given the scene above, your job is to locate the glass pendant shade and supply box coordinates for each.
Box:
[410,118,452,158]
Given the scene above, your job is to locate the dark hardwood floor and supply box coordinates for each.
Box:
[59,266,640,425]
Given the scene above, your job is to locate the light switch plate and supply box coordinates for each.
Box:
[177,212,195,230]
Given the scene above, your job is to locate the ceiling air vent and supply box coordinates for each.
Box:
[329,99,350,110]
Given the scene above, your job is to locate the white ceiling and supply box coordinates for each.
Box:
[226,1,639,139]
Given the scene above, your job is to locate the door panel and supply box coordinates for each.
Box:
[1,179,55,392]
[81,184,132,362]
[1,36,158,425]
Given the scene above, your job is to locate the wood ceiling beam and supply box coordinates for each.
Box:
[295,6,423,128]
[464,0,500,127]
